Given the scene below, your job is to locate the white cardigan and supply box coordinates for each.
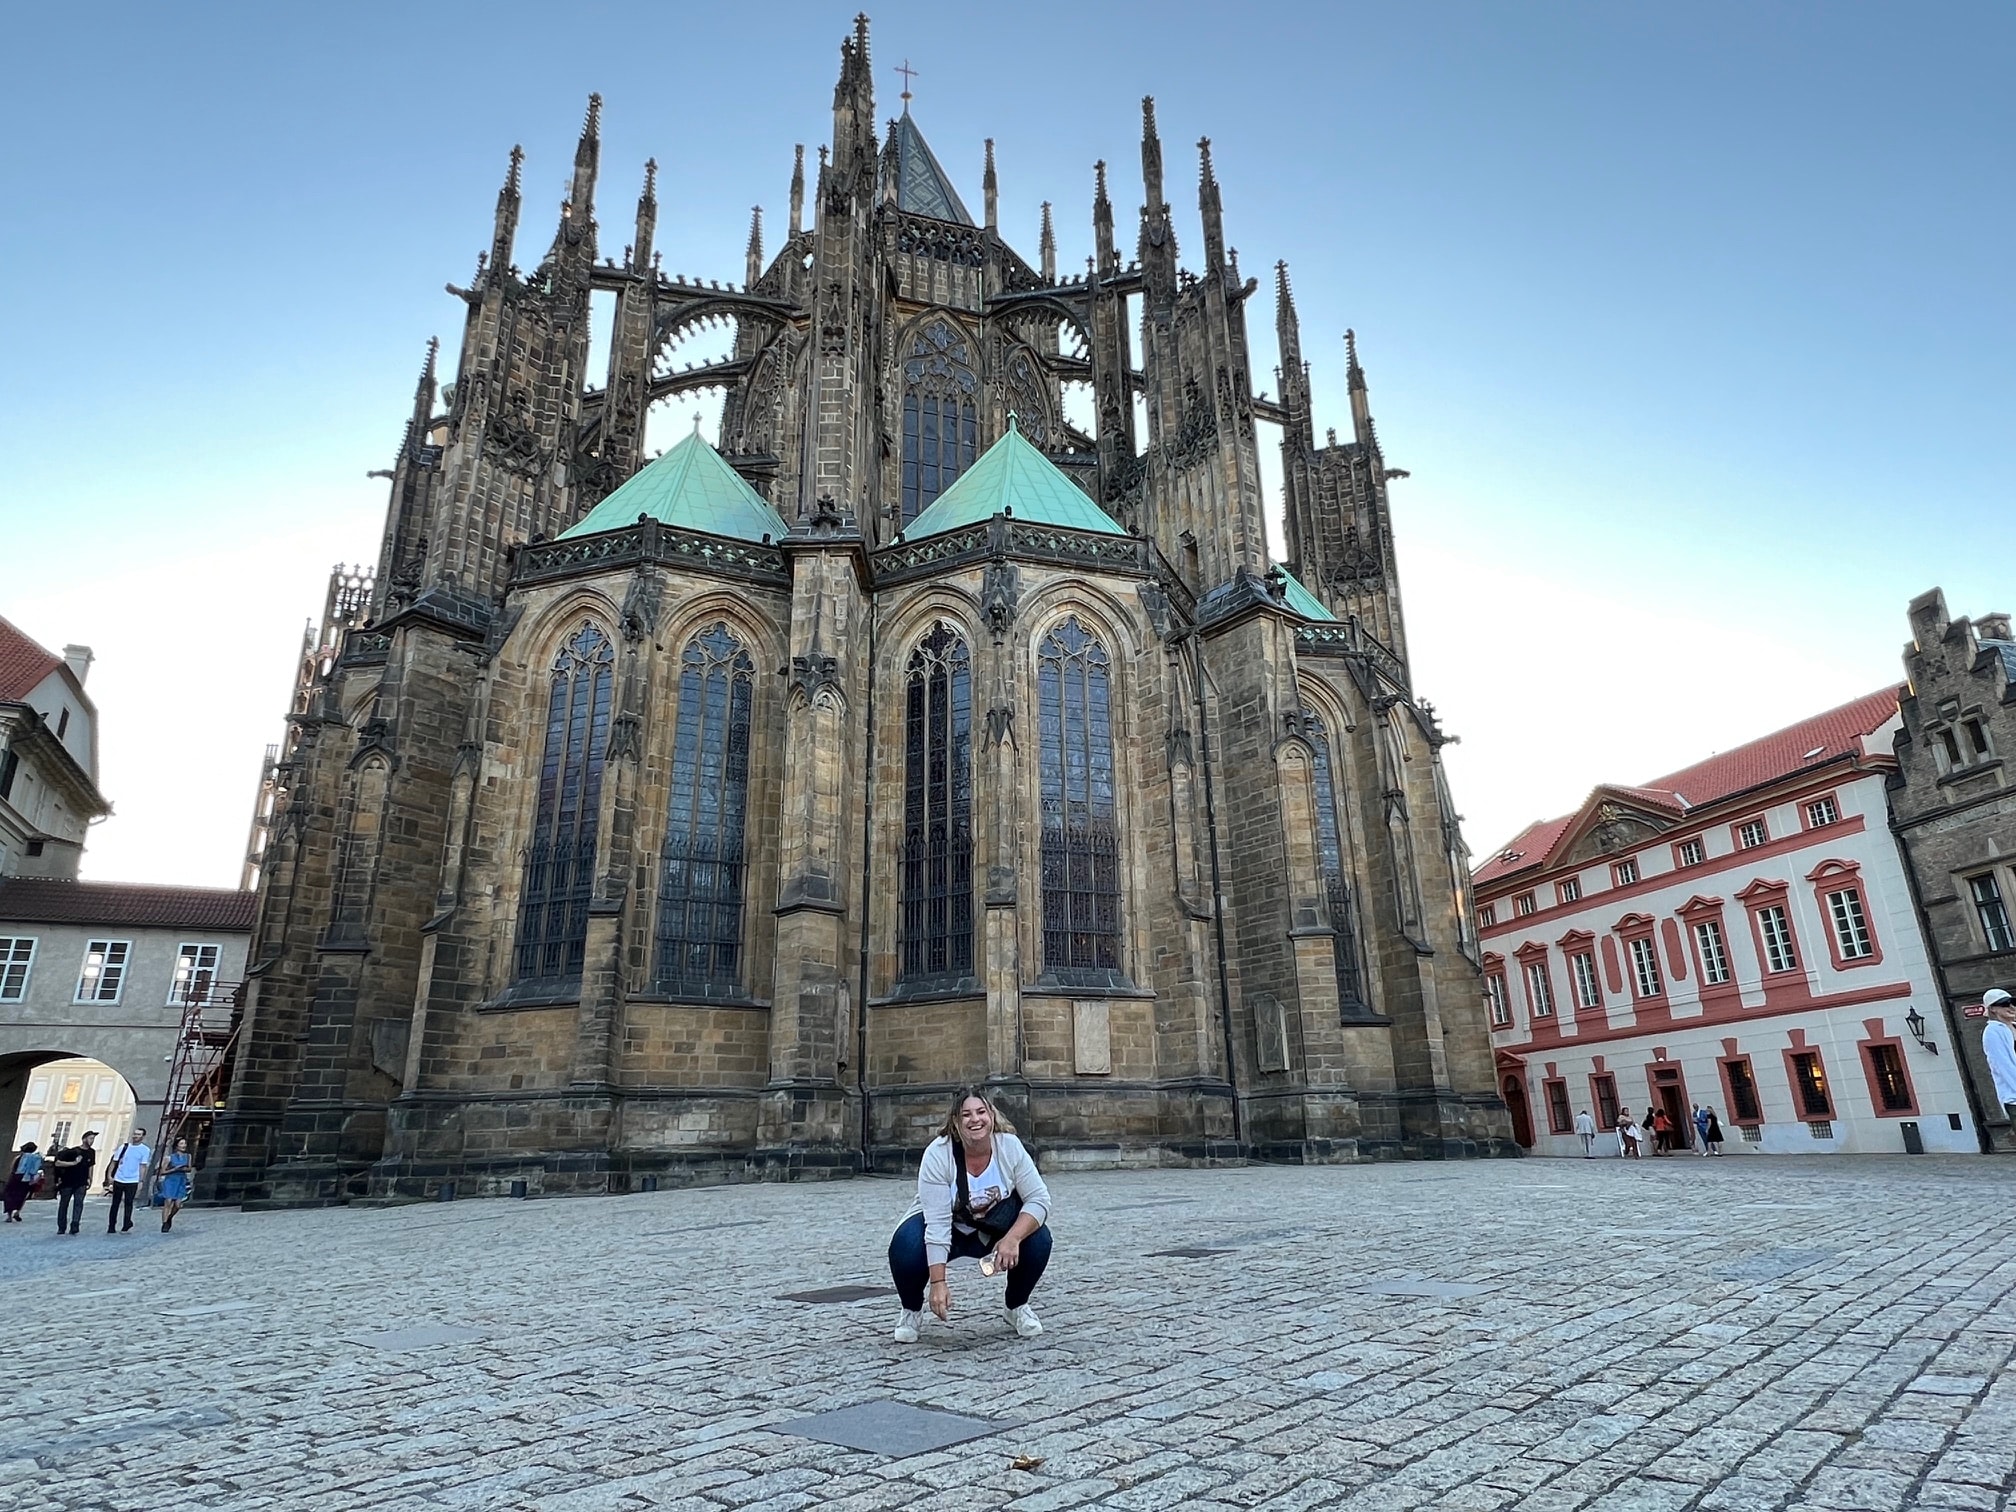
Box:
[903,1132,1052,1266]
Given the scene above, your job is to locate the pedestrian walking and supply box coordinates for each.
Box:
[1971,988,2016,1120]
[102,1127,151,1234]
[2,1141,42,1220]
[887,1086,1054,1343]
[155,1137,193,1232]
[1643,1108,1660,1153]
[1619,1117,1642,1158]
[1703,1108,1726,1155]
[1651,1108,1674,1155]
[49,1131,98,1235]
[1574,1108,1597,1157]
[1693,1103,1712,1156]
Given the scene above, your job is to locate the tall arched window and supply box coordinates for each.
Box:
[900,623,973,981]
[654,623,755,996]
[900,319,979,526]
[515,622,615,988]
[1038,617,1122,976]
[1305,713,1370,1015]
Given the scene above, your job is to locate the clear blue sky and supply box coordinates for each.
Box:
[2,1,2010,885]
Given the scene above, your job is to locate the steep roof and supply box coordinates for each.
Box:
[1275,568,1337,623]
[0,879,256,932]
[0,616,62,703]
[560,430,790,545]
[1473,686,1904,887]
[902,416,1126,540]
[884,112,973,224]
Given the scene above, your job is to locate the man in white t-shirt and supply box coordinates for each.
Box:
[1973,989,2016,1124]
[103,1126,152,1235]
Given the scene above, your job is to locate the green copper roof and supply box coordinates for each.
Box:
[902,416,1127,540]
[884,112,973,224]
[1276,567,1337,621]
[560,429,790,544]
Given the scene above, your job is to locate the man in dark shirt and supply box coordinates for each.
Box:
[50,1131,98,1236]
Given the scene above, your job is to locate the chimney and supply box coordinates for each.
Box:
[1976,611,2013,643]
[62,645,94,684]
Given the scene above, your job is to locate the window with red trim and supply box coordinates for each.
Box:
[1863,1043,1913,1113]
[1805,795,1839,828]
[1719,1056,1762,1122]
[1788,1051,1834,1118]
[1758,904,1799,973]
[1676,838,1704,867]
[1485,971,1510,1028]
[1590,1073,1620,1129]
[1692,919,1732,984]
[1613,859,1639,886]
[1543,1078,1573,1134]
[1628,936,1662,998]
[1825,887,1873,960]
[1569,950,1601,1008]
[1737,819,1769,850]
[1524,959,1556,1017]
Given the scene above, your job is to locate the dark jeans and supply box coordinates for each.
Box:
[107,1182,138,1231]
[56,1186,88,1232]
[888,1212,1052,1312]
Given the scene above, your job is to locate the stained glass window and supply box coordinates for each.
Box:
[654,624,755,996]
[900,320,980,526]
[899,624,974,981]
[514,623,614,988]
[1304,715,1370,1016]
[1038,618,1122,975]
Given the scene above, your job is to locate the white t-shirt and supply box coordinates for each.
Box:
[111,1142,151,1183]
[1984,1020,2016,1106]
[952,1153,1008,1235]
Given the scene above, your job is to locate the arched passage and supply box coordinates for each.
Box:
[2,1049,144,1169]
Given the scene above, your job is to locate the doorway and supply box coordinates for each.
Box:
[1651,1066,1692,1151]
[1503,1075,1535,1148]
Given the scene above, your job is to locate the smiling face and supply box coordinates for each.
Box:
[957,1096,994,1144]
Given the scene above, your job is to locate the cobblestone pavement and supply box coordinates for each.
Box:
[4,1155,2015,1511]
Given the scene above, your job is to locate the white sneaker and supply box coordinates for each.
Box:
[893,1309,921,1343]
[1007,1304,1043,1338]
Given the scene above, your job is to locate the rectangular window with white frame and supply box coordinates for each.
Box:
[1485,973,1510,1028]
[1478,903,1497,928]
[1613,859,1638,886]
[1805,796,1839,828]
[1570,951,1601,1008]
[1693,919,1732,984]
[1825,889,1873,960]
[1758,905,1799,973]
[1738,819,1769,849]
[74,940,131,1003]
[1970,873,2014,952]
[1628,936,1662,998]
[170,943,224,1005]
[1676,839,1704,867]
[1557,877,1581,904]
[1514,892,1536,917]
[1525,960,1555,1017]
[0,937,35,1002]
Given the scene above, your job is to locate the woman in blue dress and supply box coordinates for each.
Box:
[156,1137,193,1232]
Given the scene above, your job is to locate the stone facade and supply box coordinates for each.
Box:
[1890,588,2016,1150]
[210,18,1511,1207]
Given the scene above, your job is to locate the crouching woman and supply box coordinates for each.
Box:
[887,1088,1052,1342]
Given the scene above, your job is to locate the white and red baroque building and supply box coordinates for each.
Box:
[1474,689,1980,1157]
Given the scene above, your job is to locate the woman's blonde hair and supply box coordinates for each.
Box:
[938,1085,1014,1147]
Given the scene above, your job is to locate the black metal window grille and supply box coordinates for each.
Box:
[1545,1079,1573,1134]
[899,320,980,526]
[1304,715,1370,1015]
[899,624,974,981]
[514,622,614,988]
[654,624,755,996]
[1722,1056,1763,1122]
[1790,1051,1832,1117]
[1038,617,1121,975]
[1865,1043,1913,1111]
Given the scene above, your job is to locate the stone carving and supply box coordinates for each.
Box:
[981,558,1019,640]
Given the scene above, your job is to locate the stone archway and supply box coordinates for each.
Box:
[1,1049,147,1168]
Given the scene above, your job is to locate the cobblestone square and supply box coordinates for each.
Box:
[5,1157,2014,1511]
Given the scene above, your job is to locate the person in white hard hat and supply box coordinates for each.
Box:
[1965,988,2016,1122]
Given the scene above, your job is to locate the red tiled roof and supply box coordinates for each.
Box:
[0,879,256,932]
[1473,687,1903,888]
[0,616,62,703]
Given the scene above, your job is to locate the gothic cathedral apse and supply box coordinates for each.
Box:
[212,16,1514,1205]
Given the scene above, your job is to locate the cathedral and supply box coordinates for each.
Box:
[210,16,1513,1205]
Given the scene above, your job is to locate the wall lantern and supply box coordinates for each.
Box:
[1905,1007,1939,1055]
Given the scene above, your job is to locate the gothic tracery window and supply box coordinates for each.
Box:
[900,623,974,982]
[1038,617,1122,976]
[654,623,755,996]
[1305,714,1371,1016]
[901,319,979,527]
[514,623,614,989]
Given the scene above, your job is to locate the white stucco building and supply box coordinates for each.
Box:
[0,615,108,881]
[1474,689,1979,1157]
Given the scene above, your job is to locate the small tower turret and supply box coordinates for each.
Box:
[1198,137,1225,271]
[490,145,523,277]
[983,138,998,231]
[745,205,764,287]
[1092,159,1115,275]
[1039,201,1056,282]
[788,143,805,236]
[632,158,658,274]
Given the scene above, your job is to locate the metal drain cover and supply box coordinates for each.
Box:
[776,1284,898,1304]
[770,1400,1006,1456]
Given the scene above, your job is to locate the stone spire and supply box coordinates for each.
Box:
[401,337,439,456]
[745,205,764,286]
[1140,96,1164,209]
[1039,201,1056,282]
[490,144,523,276]
[567,93,602,225]
[983,138,998,231]
[1346,328,1375,449]
[1092,160,1115,274]
[1198,136,1224,270]
[789,143,805,236]
[633,158,658,274]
